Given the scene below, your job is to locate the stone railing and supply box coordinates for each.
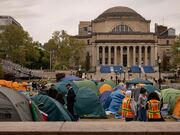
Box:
[0,122,179,135]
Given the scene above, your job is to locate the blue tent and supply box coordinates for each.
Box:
[61,76,82,81]
[107,90,125,113]
[99,91,112,109]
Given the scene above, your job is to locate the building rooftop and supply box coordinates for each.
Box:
[95,6,148,22]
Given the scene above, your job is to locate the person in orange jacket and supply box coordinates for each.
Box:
[146,92,164,121]
[122,90,136,121]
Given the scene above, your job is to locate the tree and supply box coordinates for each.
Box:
[161,51,171,71]
[0,64,4,78]
[0,24,49,69]
[44,30,86,70]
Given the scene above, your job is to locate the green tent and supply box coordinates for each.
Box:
[74,80,99,95]
[126,78,153,85]
[0,87,43,121]
[97,80,116,90]
[53,80,79,94]
[74,87,106,118]
[32,94,73,121]
[104,80,116,88]
[143,84,159,93]
[161,88,180,113]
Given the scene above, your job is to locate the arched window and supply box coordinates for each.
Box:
[112,25,133,33]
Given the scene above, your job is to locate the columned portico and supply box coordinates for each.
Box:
[96,44,155,67]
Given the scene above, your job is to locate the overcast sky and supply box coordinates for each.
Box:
[0,0,179,43]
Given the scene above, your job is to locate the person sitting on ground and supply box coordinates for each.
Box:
[122,90,136,121]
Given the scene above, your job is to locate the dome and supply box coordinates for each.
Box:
[95,6,146,21]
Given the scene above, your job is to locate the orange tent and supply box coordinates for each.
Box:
[99,83,113,94]
[172,96,180,119]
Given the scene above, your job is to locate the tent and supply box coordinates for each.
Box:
[107,90,125,114]
[61,76,82,81]
[74,80,99,95]
[53,80,79,94]
[99,83,113,94]
[161,88,180,115]
[104,80,116,88]
[126,78,153,85]
[32,94,73,121]
[99,91,112,109]
[143,84,159,93]
[0,87,43,121]
[172,96,180,120]
[74,87,106,118]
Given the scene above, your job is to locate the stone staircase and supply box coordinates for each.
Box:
[0,59,42,79]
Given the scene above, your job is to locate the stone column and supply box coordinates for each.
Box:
[144,46,148,65]
[139,46,142,65]
[108,46,111,65]
[102,46,105,65]
[120,46,123,66]
[114,46,117,65]
[151,46,154,66]
[96,46,99,66]
[133,46,136,65]
[127,46,129,67]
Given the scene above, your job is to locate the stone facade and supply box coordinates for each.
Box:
[76,6,176,69]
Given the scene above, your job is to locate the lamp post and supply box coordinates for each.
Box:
[157,56,161,89]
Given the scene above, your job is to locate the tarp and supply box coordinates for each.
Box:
[0,80,27,91]
[99,91,112,109]
[74,87,106,118]
[32,94,73,121]
[126,78,153,85]
[107,90,125,114]
[0,87,43,121]
[61,76,82,81]
[161,88,180,114]
[99,83,113,94]
[74,80,99,95]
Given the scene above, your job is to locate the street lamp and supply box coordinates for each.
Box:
[157,56,161,89]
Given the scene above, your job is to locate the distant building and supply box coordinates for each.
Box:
[0,16,21,33]
[155,23,176,61]
[76,6,176,69]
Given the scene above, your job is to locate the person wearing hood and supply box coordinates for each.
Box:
[122,90,136,121]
